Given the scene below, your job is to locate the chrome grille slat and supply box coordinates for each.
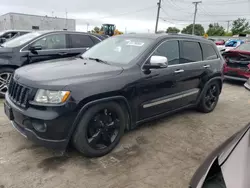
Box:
[8,78,31,108]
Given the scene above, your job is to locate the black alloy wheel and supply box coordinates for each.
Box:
[87,109,120,150]
[197,81,220,113]
[73,102,126,157]
[205,84,219,110]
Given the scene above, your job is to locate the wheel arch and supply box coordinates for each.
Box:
[196,76,223,105]
[68,95,132,143]
[0,65,19,71]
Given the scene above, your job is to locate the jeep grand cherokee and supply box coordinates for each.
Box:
[4,34,224,157]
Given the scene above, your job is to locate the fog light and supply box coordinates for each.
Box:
[32,120,47,132]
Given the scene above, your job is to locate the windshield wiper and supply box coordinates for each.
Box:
[88,57,110,65]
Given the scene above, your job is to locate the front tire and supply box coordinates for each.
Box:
[0,67,15,98]
[197,81,220,113]
[73,101,126,157]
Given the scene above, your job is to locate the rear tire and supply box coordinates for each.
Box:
[73,101,126,157]
[197,81,220,113]
[0,67,15,98]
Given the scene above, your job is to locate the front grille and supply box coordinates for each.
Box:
[8,79,31,108]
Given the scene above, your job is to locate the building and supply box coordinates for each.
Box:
[0,12,76,31]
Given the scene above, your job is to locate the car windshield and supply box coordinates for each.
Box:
[236,43,250,51]
[2,32,42,47]
[82,36,153,65]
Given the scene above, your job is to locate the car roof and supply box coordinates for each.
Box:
[1,30,31,32]
[118,33,209,42]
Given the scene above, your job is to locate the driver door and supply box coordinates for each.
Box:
[27,33,70,64]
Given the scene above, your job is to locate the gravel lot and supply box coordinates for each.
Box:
[0,82,249,188]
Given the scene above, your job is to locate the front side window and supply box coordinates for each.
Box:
[82,36,153,65]
[32,34,66,50]
[152,40,180,65]
[180,41,202,63]
[2,32,43,48]
[201,43,218,60]
[70,34,94,48]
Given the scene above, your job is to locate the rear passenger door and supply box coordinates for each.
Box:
[178,40,215,103]
[68,34,100,56]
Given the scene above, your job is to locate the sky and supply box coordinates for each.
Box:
[1,0,250,33]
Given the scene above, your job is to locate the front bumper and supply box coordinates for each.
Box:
[4,93,77,151]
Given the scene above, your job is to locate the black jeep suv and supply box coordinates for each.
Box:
[4,34,224,157]
[0,30,105,97]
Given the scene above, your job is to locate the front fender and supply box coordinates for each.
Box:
[66,96,132,144]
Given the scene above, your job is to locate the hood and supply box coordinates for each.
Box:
[190,123,250,188]
[15,57,123,89]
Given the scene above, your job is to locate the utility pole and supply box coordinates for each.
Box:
[87,23,89,32]
[227,20,230,33]
[65,9,68,30]
[155,0,162,33]
[192,1,202,35]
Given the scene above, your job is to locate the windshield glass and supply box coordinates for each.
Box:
[236,43,250,51]
[2,32,42,47]
[82,36,153,65]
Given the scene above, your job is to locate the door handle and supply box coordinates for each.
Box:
[203,65,210,68]
[174,69,184,74]
[58,52,68,56]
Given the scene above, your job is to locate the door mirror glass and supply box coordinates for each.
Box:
[29,45,42,52]
[145,55,168,69]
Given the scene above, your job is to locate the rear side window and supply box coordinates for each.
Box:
[180,41,202,63]
[153,40,180,65]
[70,34,94,48]
[201,43,218,60]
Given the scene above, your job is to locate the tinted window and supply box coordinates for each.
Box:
[153,40,180,65]
[70,34,94,48]
[32,34,66,49]
[90,36,101,44]
[201,43,218,60]
[181,41,202,63]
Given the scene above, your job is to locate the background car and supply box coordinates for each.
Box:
[223,42,250,82]
[0,30,30,44]
[215,39,225,45]
[190,123,250,188]
[4,33,224,157]
[0,30,105,97]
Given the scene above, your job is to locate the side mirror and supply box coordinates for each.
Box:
[29,45,42,52]
[0,37,6,44]
[144,56,168,69]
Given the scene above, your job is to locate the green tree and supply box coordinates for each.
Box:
[224,32,233,36]
[166,27,180,33]
[206,23,225,36]
[91,26,100,33]
[231,18,250,35]
[181,24,205,36]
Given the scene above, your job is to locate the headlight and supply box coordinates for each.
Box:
[34,89,70,104]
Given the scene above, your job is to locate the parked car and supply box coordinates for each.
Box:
[4,33,224,157]
[215,39,225,46]
[0,30,105,97]
[190,123,250,188]
[0,30,30,44]
[223,42,250,81]
[220,39,244,52]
